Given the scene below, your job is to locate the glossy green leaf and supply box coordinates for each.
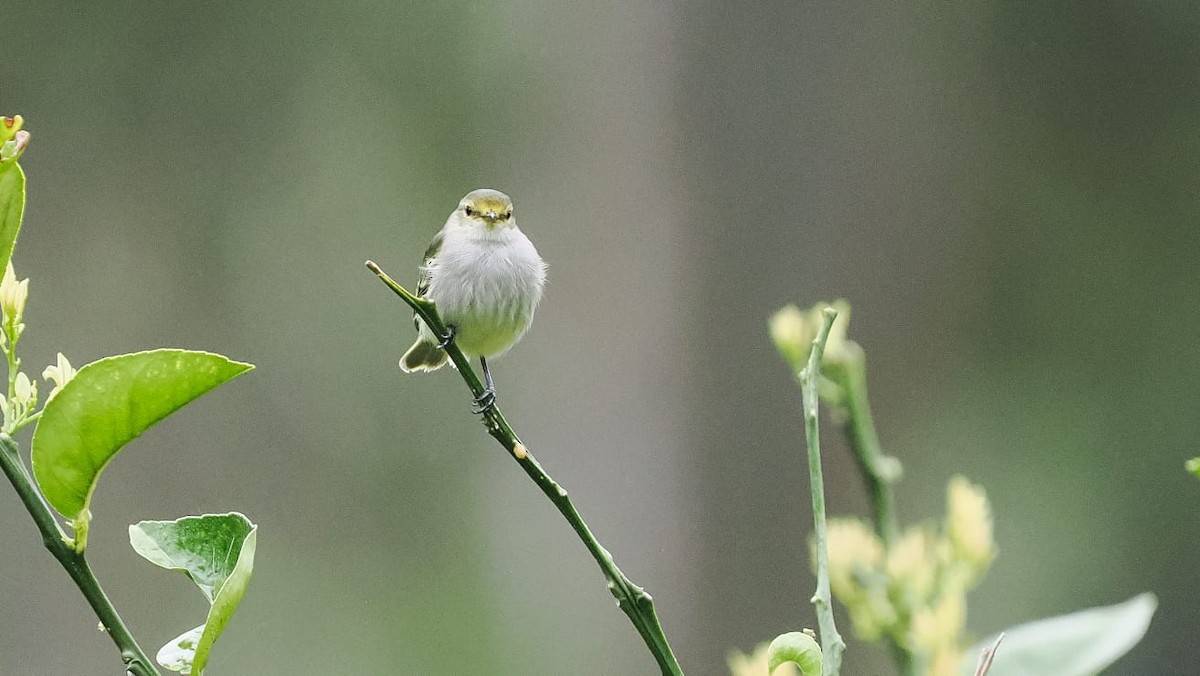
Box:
[767,632,823,676]
[0,158,25,275]
[130,513,258,675]
[959,593,1156,676]
[31,350,253,524]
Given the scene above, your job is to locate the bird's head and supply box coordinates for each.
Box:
[458,189,514,229]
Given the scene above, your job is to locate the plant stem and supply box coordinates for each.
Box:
[799,307,845,676]
[836,347,914,674]
[0,434,159,676]
[366,260,684,676]
[11,409,39,433]
[839,350,901,546]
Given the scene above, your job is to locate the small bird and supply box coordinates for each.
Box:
[400,189,547,412]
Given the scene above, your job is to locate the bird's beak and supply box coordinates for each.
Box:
[484,210,498,221]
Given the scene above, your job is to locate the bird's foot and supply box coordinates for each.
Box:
[471,388,496,415]
[435,325,457,350]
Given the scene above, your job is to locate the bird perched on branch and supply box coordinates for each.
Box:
[400,188,547,413]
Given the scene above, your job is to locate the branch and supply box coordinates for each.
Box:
[837,348,901,546]
[0,434,158,675]
[366,260,685,676]
[799,307,845,676]
[835,345,913,674]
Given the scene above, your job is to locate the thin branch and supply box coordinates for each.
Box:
[366,260,685,676]
[836,345,912,673]
[837,349,901,546]
[799,307,846,676]
[0,434,158,675]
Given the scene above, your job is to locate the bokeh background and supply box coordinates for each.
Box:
[2,2,1198,674]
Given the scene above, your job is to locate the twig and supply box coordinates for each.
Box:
[799,307,846,676]
[838,350,901,546]
[366,260,684,676]
[835,345,911,673]
[0,434,158,675]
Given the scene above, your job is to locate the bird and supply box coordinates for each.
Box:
[400,188,547,413]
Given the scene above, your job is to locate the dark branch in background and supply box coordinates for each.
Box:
[366,260,685,676]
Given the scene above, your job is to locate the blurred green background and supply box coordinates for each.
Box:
[3,2,1198,674]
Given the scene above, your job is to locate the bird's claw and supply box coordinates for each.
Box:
[435,325,456,350]
[471,388,496,415]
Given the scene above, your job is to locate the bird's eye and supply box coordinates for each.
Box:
[464,206,475,217]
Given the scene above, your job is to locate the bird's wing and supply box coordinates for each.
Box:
[413,230,444,329]
[416,230,443,298]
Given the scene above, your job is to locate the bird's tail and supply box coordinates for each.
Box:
[400,339,449,373]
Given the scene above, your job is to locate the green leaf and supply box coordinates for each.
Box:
[130,513,258,675]
[0,159,25,275]
[1187,457,1200,479]
[959,593,1157,676]
[767,632,823,676]
[31,350,253,527]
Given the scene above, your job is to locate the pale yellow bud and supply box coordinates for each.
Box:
[770,300,856,370]
[847,589,900,642]
[13,371,32,406]
[909,591,965,655]
[0,262,29,324]
[769,304,815,368]
[825,518,884,603]
[43,352,77,398]
[821,519,903,640]
[727,642,799,676]
[885,527,936,603]
[945,476,996,574]
[928,646,965,676]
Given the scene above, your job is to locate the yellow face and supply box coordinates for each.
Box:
[459,189,514,228]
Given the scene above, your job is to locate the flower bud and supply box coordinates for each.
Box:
[0,115,23,144]
[770,300,855,370]
[825,518,884,603]
[43,352,77,398]
[885,527,936,604]
[14,371,29,403]
[0,115,29,163]
[928,646,965,676]
[0,262,29,325]
[945,476,996,575]
[908,591,965,655]
[769,304,815,369]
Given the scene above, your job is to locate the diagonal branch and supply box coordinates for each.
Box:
[366,260,684,676]
[0,434,158,675]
